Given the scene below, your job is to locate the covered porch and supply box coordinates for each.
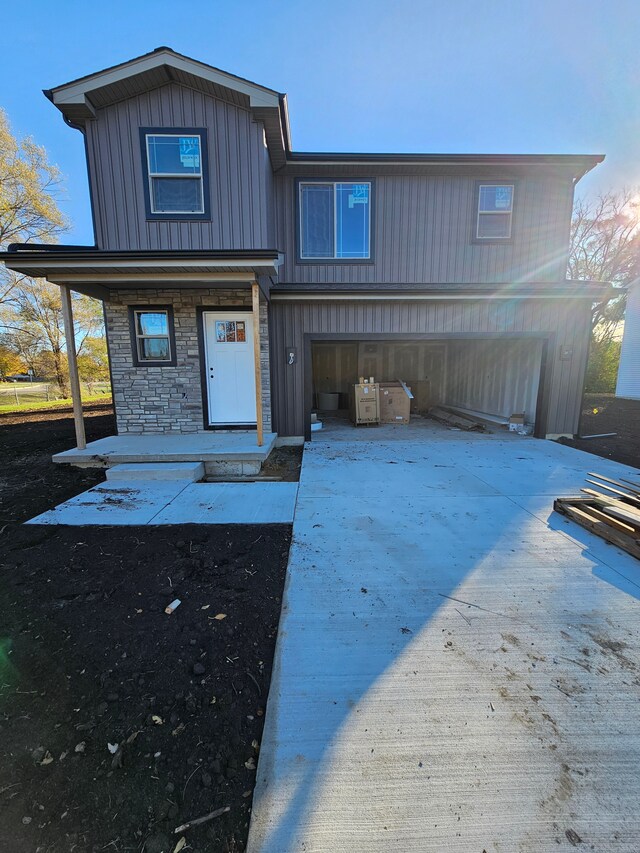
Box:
[1,246,282,464]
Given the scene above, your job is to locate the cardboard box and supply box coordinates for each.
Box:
[351,382,380,425]
[508,413,525,432]
[379,381,413,424]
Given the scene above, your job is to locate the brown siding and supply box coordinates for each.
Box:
[274,174,574,284]
[86,83,274,251]
[269,298,591,437]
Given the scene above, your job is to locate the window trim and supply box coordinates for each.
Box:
[128,305,177,367]
[473,181,516,243]
[295,178,375,263]
[139,127,211,221]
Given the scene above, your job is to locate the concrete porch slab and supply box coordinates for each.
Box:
[52,431,278,467]
[105,462,205,481]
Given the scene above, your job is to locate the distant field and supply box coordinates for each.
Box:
[0,381,111,412]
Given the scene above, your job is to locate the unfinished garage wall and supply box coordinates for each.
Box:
[312,341,446,411]
[270,297,592,438]
[445,339,543,423]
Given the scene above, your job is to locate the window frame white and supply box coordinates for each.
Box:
[476,183,515,241]
[140,128,209,219]
[298,180,373,261]
[145,133,204,215]
[131,307,174,365]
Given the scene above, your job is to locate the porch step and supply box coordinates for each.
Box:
[106,462,204,482]
[52,432,278,469]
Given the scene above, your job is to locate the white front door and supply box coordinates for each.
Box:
[203,312,256,425]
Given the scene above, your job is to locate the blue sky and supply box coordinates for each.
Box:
[2,0,639,244]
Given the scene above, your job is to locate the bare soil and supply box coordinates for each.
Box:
[0,407,291,853]
[558,393,640,470]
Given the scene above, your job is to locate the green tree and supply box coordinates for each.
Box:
[0,108,67,304]
[3,279,103,397]
[0,343,26,378]
[584,337,622,393]
[0,109,109,398]
[77,336,110,385]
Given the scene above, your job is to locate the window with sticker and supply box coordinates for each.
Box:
[141,129,209,218]
[476,184,514,239]
[299,181,372,259]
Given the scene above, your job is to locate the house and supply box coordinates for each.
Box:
[616,282,640,400]
[2,47,610,467]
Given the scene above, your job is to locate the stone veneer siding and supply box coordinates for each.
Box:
[104,288,271,435]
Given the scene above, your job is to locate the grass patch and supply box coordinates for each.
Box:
[0,394,113,415]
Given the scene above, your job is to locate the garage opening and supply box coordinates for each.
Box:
[310,338,545,435]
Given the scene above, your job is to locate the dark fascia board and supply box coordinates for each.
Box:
[282,152,604,182]
[2,246,281,261]
[271,281,614,297]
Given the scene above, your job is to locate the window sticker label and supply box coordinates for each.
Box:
[494,186,512,209]
[179,137,200,169]
[348,184,370,208]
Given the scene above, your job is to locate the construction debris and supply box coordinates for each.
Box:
[429,407,485,431]
[174,805,230,834]
[554,471,640,560]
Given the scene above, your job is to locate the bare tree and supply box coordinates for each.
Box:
[568,190,640,341]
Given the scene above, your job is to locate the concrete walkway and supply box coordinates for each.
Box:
[27,480,298,525]
[248,433,640,852]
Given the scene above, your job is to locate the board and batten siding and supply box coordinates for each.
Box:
[269,297,592,437]
[445,339,543,422]
[85,83,275,251]
[274,174,574,284]
[616,282,640,400]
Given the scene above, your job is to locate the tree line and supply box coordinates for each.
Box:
[1,107,639,396]
[0,109,107,396]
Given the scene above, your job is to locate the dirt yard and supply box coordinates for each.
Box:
[559,393,640,469]
[0,408,292,853]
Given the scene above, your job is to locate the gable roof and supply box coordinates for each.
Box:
[44,47,603,182]
[44,46,291,168]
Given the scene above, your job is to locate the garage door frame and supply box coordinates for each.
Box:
[303,331,555,441]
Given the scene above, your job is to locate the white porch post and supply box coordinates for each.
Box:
[60,284,86,450]
[252,281,264,447]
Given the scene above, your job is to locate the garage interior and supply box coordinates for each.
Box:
[311,338,544,432]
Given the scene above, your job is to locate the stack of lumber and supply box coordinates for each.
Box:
[429,407,485,431]
[554,472,640,560]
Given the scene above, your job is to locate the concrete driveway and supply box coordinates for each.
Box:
[248,431,640,852]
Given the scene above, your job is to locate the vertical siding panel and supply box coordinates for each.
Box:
[89,83,271,251]
[271,298,587,437]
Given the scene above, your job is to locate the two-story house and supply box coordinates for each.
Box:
[2,47,609,466]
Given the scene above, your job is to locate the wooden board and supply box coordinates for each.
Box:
[429,406,484,431]
[555,498,640,561]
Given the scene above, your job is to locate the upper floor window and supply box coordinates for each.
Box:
[140,128,210,220]
[299,181,372,260]
[476,184,514,240]
[129,306,176,366]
